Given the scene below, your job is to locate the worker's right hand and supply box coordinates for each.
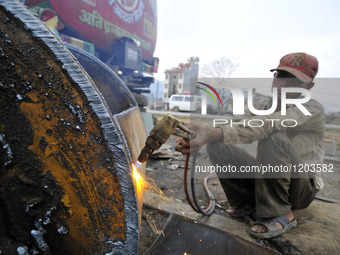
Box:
[176,123,223,154]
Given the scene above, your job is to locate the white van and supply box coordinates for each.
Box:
[169,94,201,112]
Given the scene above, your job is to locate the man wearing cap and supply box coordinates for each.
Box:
[177,52,325,239]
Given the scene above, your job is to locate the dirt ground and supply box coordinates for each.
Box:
[138,115,340,254]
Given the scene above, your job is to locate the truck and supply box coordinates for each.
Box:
[22,0,159,105]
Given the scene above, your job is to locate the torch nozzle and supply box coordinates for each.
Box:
[134,160,143,170]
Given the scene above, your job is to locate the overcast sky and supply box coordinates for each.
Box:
[152,0,340,111]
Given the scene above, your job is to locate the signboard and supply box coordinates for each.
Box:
[47,0,157,59]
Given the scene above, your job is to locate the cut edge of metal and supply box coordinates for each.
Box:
[0,1,138,254]
[64,42,139,109]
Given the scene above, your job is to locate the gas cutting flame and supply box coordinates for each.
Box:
[132,163,146,200]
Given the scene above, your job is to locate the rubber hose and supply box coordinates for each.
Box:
[184,152,199,213]
[315,195,340,204]
[186,152,216,216]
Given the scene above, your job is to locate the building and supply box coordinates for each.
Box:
[163,57,199,100]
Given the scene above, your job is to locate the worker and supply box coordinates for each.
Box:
[176,52,325,239]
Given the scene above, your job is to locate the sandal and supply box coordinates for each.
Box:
[227,204,255,218]
[249,215,297,239]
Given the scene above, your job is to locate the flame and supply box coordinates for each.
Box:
[132,163,146,200]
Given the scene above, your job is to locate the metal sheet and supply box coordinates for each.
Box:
[144,214,280,255]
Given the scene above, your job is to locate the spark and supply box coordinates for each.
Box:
[194,234,202,242]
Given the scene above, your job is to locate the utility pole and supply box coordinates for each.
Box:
[155,79,159,109]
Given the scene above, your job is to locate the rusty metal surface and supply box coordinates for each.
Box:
[0,0,140,254]
[144,213,280,255]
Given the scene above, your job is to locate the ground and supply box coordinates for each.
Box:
[138,113,340,255]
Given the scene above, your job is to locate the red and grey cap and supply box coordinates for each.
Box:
[270,52,318,82]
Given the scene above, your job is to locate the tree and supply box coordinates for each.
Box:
[199,56,239,114]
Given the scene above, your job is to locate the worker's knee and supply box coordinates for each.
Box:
[207,141,223,154]
[207,141,233,160]
[257,131,303,168]
[259,132,290,151]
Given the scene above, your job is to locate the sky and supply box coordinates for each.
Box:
[151,0,340,111]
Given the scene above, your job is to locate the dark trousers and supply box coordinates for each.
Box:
[207,132,316,218]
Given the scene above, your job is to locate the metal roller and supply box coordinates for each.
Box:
[0,0,144,254]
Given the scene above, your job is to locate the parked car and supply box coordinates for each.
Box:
[169,94,201,112]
